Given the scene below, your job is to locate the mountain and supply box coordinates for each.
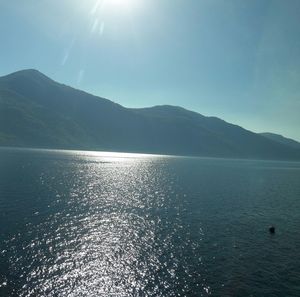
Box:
[0,69,300,160]
[260,132,300,149]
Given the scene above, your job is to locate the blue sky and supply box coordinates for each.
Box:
[1,0,300,140]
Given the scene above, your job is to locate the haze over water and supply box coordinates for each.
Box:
[0,148,300,296]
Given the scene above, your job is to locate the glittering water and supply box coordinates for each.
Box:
[0,148,300,297]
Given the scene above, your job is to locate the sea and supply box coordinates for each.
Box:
[0,147,300,297]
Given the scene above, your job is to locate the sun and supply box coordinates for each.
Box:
[97,0,138,14]
[89,0,140,17]
[108,0,132,8]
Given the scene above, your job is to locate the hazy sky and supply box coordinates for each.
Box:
[1,0,300,140]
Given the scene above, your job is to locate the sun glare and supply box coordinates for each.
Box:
[107,0,139,12]
[109,0,131,8]
[91,0,138,15]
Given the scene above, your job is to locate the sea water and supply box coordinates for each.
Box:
[0,148,300,296]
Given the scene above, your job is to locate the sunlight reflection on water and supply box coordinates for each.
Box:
[2,150,200,296]
[1,149,300,296]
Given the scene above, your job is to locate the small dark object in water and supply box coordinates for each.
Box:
[269,226,275,234]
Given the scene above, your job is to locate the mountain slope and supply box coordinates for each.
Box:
[0,69,300,160]
[260,132,300,149]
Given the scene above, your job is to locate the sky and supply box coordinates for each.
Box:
[1,0,300,141]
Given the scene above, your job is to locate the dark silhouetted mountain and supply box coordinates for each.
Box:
[260,132,300,149]
[0,69,300,160]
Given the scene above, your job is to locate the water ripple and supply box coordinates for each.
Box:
[0,149,300,296]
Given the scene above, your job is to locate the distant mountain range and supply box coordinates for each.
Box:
[0,69,299,160]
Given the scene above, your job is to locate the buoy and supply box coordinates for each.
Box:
[269,226,275,234]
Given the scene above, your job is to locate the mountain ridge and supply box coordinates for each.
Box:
[260,132,300,149]
[0,69,299,160]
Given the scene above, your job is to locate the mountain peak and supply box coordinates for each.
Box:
[16,69,42,74]
[1,69,53,82]
[132,104,206,120]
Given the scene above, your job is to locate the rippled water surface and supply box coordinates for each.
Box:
[0,148,300,296]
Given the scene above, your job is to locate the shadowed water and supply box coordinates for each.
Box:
[0,148,300,296]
